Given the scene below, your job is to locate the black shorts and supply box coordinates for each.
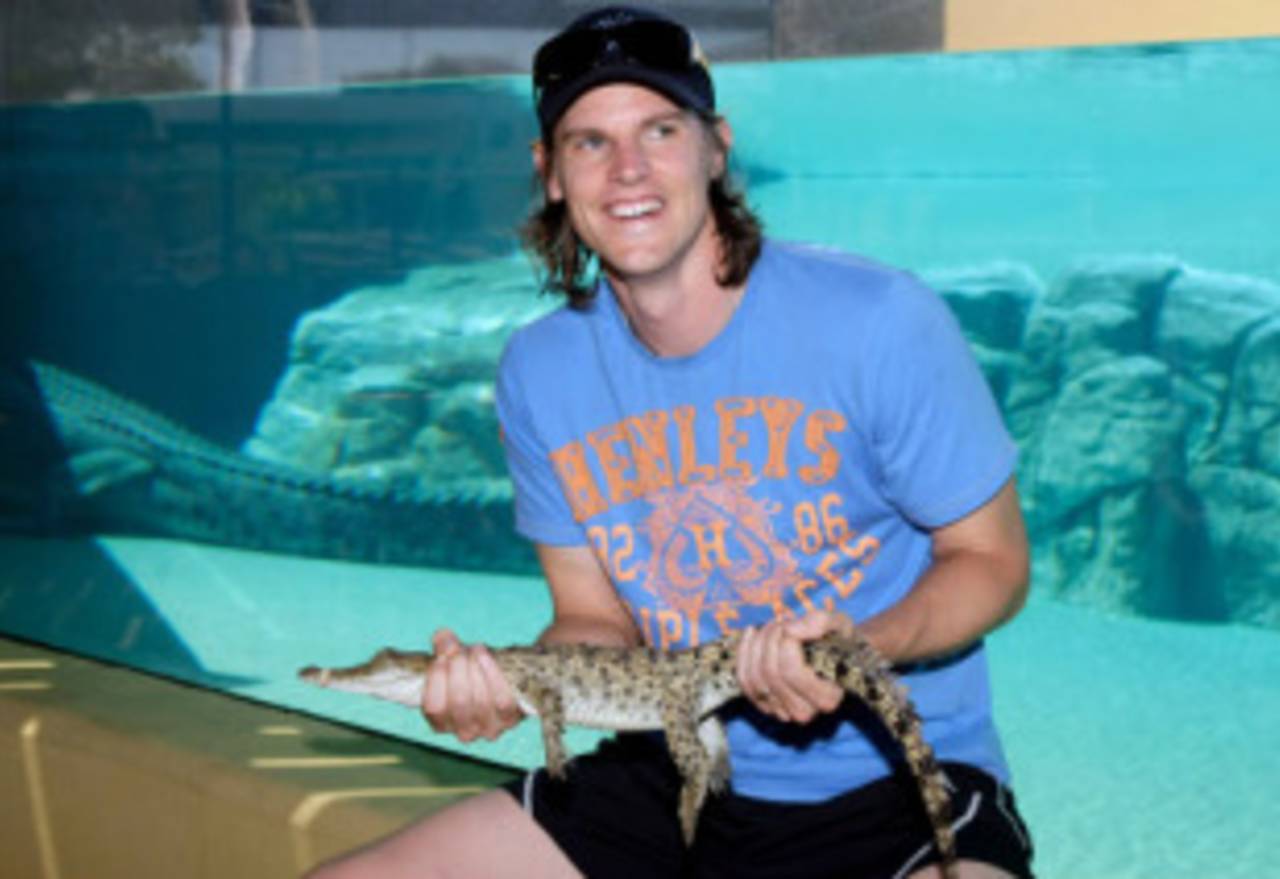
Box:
[502,733,1034,879]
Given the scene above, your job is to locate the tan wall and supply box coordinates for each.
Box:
[1,639,513,879]
[946,0,1280,51]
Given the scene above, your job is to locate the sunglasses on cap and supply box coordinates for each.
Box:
[532,9,714,136]
[534,18,699,92]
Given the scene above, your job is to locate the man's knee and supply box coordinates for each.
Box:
[908,860,1021,879]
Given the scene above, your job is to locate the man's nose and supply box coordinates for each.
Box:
[610,137,650,183]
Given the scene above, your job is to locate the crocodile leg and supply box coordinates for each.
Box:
[661,689,713,844]
[525,683,569,778]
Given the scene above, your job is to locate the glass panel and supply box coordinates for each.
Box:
[3,30,1277,877]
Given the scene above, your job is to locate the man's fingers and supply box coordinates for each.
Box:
[445,649,479,740]
[780,627,844,717]
[477,648,521,725]
[423,630,462,731]
[463,647,498,740]
[421,652,448,723]
[431,628,463,657]
[737,626,771,708]
[423,651,469,734]
[421,642,522,743]
[765,622,812,722]
[740,622,797,722]
[462,646,520,740]
[744,619,846,723]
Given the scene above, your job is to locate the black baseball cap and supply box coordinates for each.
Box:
[533,5,715,138]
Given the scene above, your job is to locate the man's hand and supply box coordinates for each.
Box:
[735,611,855,724]
[420,628,524,742]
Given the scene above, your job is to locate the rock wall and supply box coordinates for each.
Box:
[249,255,1280,630]
[245,257,553,498]
[928,257,1280,629]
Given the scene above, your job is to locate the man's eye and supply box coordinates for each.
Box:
[648,122,678,140]
[574,134,606,151]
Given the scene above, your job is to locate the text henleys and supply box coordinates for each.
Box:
[544,396,882,648]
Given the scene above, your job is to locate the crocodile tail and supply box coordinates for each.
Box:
[807,635,957,872]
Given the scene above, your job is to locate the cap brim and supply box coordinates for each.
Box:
[539,64,712,136]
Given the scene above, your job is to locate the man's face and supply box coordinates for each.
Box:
[539,83,729,286]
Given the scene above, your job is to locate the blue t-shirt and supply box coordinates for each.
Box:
[495,240,1018,802]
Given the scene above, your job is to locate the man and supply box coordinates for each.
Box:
[308,6,1034,878]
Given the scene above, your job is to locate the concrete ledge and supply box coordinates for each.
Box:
[0,637,515,879]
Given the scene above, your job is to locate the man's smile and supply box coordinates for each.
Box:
[608,197,664,220]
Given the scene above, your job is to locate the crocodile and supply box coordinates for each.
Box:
[1,361,535,572]
[299,629,959,875]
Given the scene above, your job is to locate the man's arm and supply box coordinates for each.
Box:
[535,543,643,648]
[859,477,1030,664]
[420,542,638,741]
[738,477,1029,723]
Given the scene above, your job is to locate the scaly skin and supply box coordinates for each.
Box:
[300,630,957,875]
[13,361,533,572]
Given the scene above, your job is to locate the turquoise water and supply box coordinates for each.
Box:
[4,535,1277,878]
[3,36,1279,878]
[723,40,1280,283]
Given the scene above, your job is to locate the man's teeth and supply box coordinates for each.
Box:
[611,200,661,218]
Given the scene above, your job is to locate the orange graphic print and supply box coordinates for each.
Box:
[558,396,880,648]
[637,480,801,632]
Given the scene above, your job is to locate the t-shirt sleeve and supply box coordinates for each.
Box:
[866,275,1018,528]
[494,332,587,546]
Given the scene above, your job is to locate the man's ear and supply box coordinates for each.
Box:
[711,116,733,179]
[532,139,563,203]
